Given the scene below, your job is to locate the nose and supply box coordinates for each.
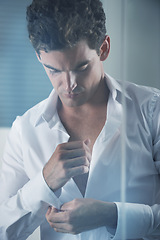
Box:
[65,71,77,92]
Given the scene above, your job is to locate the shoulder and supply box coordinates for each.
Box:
[12,97,48,133]
[106,73,160,103]
[121,81,160,128]
[124,81,160,98]
[117,79,160,108]
[22,98,48,123]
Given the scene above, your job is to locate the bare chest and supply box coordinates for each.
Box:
[58,102,108,196]
[64,114,106,150]
[60,112,107,196]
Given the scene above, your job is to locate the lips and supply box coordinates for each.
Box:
[64,92,81,99]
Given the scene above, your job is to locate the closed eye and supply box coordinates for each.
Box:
[49,69,61,75]
[75,63,89,73]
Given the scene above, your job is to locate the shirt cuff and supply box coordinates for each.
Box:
[21,170,62,216]
[113,202,153,239]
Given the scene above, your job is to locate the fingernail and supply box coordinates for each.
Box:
[84,139,90,145]
[47,206,52,215]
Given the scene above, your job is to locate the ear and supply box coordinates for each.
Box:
[35,52,42,62]
[100,35,110,61]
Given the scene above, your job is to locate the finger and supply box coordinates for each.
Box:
[60,147,91,163]
[83,139,92,162]
[53,226,69,233]
[52,223,77,234]
[46,207,58,221]
[61,148,87,160]
[61,141,86,150]
[68,164,89,178]
[53,224,74,234]
[63,156,90,168]
[62,140,91,160]
[47,209,67,223]
[60,202,71,212]
[46,206,52,216]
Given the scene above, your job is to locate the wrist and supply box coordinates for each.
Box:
[42,165,54,191]
[98,201,117,229]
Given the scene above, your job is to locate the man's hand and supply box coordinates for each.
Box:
[46,199,117,234]
[43,140,91,192]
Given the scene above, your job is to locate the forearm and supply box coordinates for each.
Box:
[100,201,117,230]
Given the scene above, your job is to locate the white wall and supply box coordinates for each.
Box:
[102,0,160,89]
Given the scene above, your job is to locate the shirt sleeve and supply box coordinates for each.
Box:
[113,202,154,239]
[0,118,62,240]
[113,91,160,240]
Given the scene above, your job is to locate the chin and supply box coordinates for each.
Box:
[64,99,87,108]
[60,95,86,107]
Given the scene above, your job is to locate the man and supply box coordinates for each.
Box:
[0,0,160,239]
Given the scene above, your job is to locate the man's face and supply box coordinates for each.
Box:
[38,40,105,108]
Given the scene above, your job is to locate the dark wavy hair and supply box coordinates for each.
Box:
[26,0,106,55]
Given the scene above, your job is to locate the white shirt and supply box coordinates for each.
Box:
[0,74,160,240]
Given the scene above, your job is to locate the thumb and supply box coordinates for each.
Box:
[46,206,52,218]
[46,206,58,216]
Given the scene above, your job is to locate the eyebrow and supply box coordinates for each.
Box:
[43,60,91,72]
[43,64,61,72]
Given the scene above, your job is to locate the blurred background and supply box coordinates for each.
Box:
[0,0,160,128]
[0,0,160,239]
